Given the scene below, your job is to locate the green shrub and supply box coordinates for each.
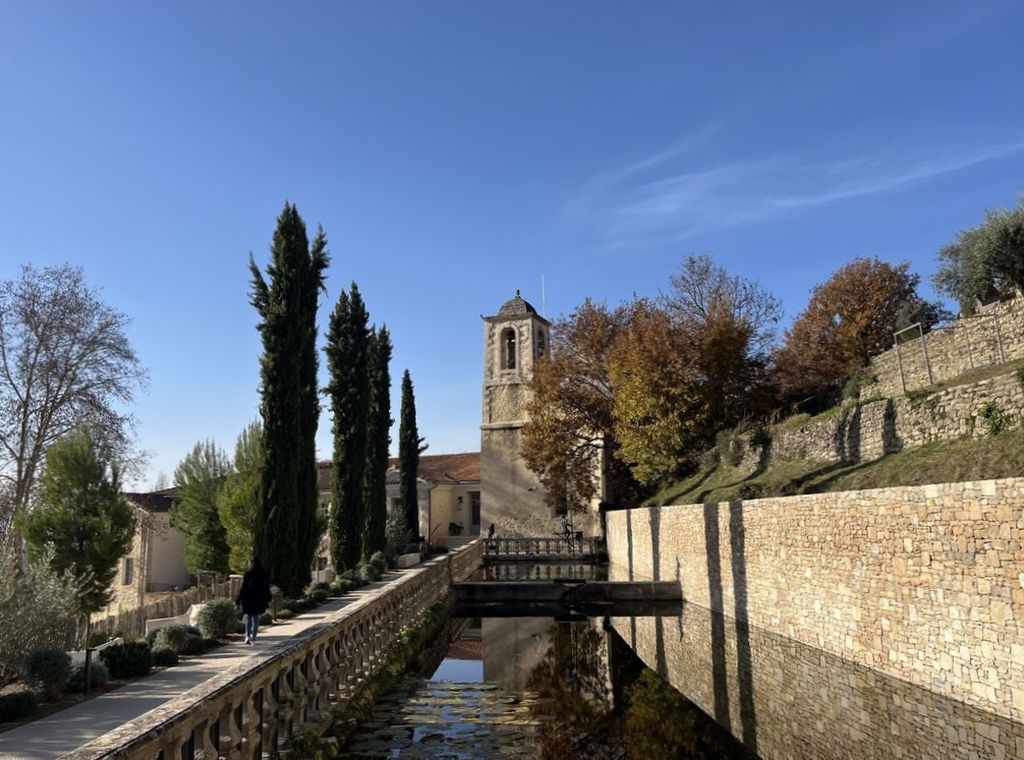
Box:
[276,609,295,620]
[0,690,38,723]
[196,599,239,639]
[66,660,109,691]
[980,402,1010,437]
[749,425,772,452]
[384,515,410,562]
[280,598,304,614]
[843,369,878,401]
[151,647,179,667]
[309,589,329,604]
[180,635,206,656]
[150,625,191,653]
[259,612,273,625]
[306,581,330,595]
[99,641,152,679]
[145,624,201,647]
[369,551,387,573]
[329,579,354,596]
[359,563,381,583]
[88,631,116,648]
[291,731,320,756]
[22,647,72,700]
[715,424,755,468]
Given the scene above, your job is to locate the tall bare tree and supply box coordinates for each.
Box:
[0,264,146,529]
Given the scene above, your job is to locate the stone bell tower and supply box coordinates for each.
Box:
[480,290,552,533]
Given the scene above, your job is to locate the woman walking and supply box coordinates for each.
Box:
[236,556,272,645]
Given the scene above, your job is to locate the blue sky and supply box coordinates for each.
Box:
[2,1,1023,487]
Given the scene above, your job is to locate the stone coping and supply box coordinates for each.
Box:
[64,539,483,760]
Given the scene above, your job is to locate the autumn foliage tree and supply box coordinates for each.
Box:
[774,257,920,401]
[662,255,779,431]
[609,303,704,486]
[522,300,640,512]
[525,257,783,496]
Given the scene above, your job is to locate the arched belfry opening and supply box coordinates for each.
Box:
[502,327,517,370]
[482,289,554,531]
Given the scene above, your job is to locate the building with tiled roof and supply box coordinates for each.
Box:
[317,451,481,544]
[101,487,191,618]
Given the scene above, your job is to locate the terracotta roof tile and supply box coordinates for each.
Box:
[125,487,180,513]
[318,451,480,488]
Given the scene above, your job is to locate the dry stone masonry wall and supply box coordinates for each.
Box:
[606,480,1024,730]
[768,367,1024,465]
[871,296,1024,398]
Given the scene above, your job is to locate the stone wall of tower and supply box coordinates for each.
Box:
[480,305,553,535]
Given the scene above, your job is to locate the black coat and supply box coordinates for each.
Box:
[236,567,272,615]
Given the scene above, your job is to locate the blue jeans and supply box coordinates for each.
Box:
[244,613,260,641]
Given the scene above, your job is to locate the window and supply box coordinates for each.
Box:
[536,329,546,358]
[501,327,517,370]
[122,557,134,586]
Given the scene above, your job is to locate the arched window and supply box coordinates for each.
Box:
[536,329,546,358]
[501,328,517,370]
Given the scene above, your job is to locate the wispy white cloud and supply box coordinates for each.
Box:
[585,139,1024,247]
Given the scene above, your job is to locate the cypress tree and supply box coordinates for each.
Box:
[324,284,370,571]
[398,369,427,540]
[248,203,329,596]
[363,326,392,559]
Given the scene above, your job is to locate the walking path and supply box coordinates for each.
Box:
[0,571,408,760]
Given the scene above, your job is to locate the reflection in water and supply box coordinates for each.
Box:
[613,603,1024,760]
[341,615,749,759]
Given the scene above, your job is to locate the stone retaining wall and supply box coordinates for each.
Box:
[769,366,1024,465]
[870,297,1024,397]
[606,481,1024,729]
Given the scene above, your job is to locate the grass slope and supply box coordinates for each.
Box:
[650,427,1024,506]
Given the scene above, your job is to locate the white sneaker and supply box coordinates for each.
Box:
[244,637,251,645]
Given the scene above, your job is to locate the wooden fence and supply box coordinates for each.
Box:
[90,577,243,641]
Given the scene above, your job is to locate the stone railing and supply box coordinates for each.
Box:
[66,539,484,760]
[484,536,602,560]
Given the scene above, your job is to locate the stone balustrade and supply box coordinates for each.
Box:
[484,536,602,561]
[65,539,483,760]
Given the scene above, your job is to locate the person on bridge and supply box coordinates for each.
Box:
[236,556,272,645]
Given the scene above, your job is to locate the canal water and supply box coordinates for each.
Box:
[338,612,750,759]
[338,562,1024,759]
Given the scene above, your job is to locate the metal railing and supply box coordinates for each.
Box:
[483,536,602,561]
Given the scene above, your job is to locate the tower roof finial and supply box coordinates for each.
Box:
[497,290,537,317]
